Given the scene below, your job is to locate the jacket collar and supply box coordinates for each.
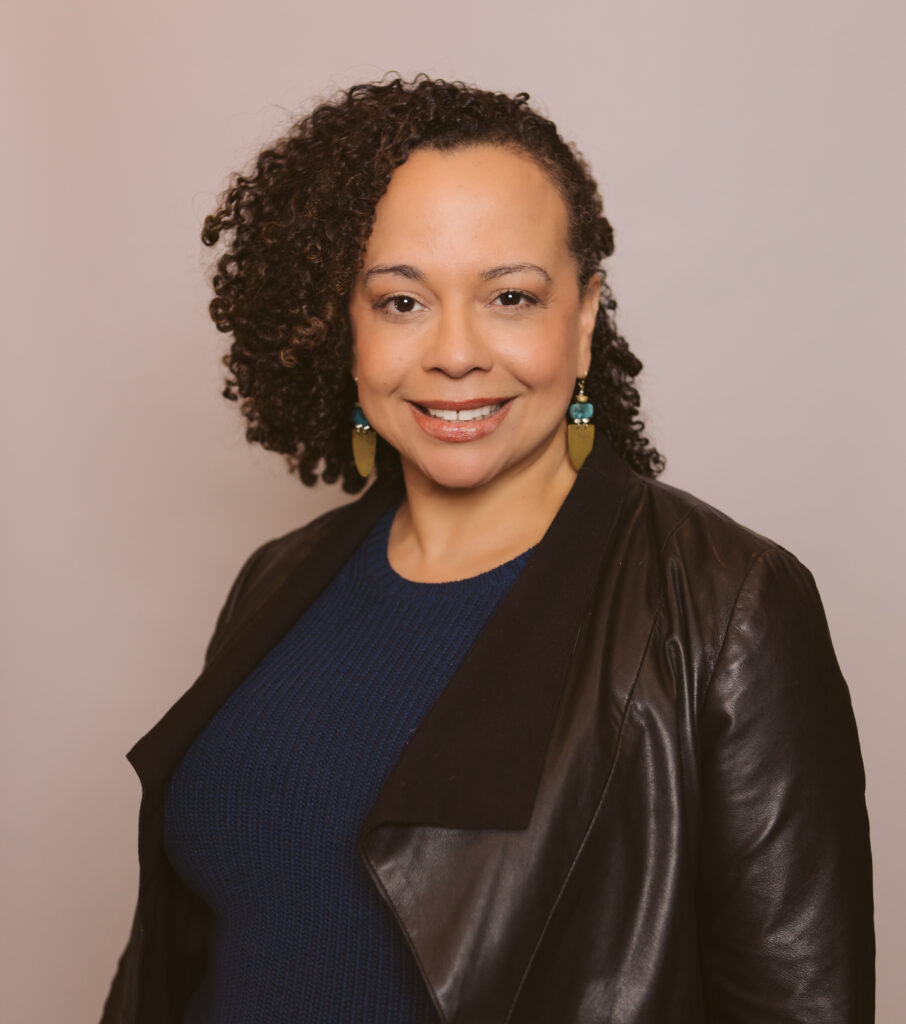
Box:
[128,438,631,831]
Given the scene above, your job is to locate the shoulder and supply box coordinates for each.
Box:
[628,471,814,599]
[222,500,352,602]
[634,472,777,558]
[608,472,828,681]
[242,498,364,582]
[240,476,402,590]
[204,481,400,663]
[577,439,798,602]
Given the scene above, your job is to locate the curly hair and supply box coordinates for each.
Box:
[202,74,664,491]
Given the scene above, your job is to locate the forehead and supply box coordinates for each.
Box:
[364,145,571,265]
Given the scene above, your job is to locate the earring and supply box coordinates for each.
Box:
[351,379,376,478]
[567,377,594,471]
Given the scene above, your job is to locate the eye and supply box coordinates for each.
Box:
[377,294,425,314]
[493,289,537,308]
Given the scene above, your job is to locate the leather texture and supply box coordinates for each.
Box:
[101,438,875,1023]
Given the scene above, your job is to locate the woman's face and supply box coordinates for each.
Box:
[348,144,600,492]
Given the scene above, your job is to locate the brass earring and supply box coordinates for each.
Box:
[567,377,594,471]
[351,378,376,478]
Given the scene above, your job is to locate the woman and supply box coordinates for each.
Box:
[102,76,874,1023]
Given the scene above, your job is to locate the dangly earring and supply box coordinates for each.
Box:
[567,377,594,471]
[351,377,376,478]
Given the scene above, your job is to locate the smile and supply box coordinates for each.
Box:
[408,398,513,443]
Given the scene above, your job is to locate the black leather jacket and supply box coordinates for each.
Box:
[102,439,874,1023]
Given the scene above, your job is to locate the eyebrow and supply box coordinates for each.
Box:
[480,263,551,283]
[363,264,423,283]
[362,262,551,284]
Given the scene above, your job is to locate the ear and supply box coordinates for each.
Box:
[576,272,602,377]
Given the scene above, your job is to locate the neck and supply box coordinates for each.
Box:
[387,431,578,583]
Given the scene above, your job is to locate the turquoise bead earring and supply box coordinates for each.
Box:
[567,377,594,470]
[351,378,376,478]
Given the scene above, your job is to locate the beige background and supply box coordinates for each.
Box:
[3,1,903,1020]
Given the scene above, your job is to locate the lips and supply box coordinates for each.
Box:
[408,397,512,442]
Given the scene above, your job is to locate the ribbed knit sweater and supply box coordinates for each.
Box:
[163,507,533,1024]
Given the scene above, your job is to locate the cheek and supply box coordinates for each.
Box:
[351,333,415,409]
[503,315,582,389]
[355,343,408,390]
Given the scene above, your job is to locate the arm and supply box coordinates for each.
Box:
[697,549,874,1022]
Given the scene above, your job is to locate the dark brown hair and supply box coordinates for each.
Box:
[202,74,664,491]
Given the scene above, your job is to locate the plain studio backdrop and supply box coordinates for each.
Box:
[3,1,903,1020]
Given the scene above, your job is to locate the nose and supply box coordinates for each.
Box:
[422,303,493,378]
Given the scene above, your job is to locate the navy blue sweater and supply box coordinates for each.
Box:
[163,508,532,1023]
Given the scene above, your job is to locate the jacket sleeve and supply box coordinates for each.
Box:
[697,548,874,1022]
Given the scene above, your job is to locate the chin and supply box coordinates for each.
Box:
[404,448,510,492]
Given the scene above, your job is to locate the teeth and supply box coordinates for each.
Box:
[425,402,503,422]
